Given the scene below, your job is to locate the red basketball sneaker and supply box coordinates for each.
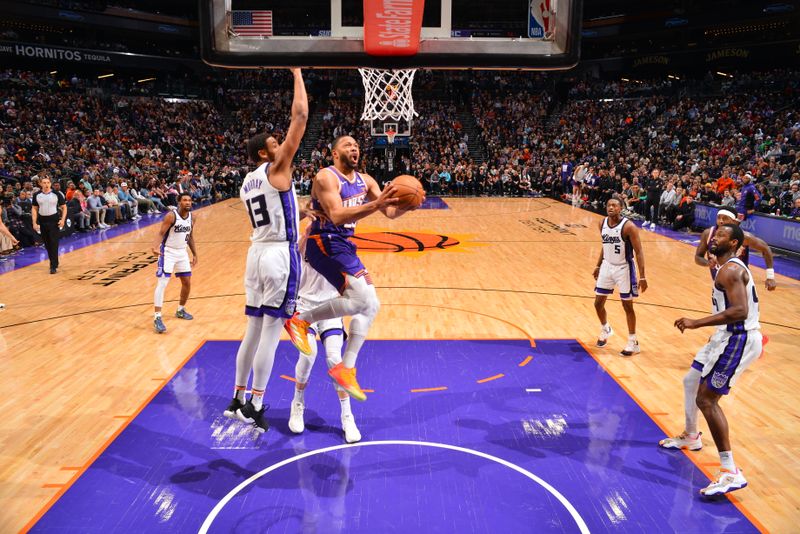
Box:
[284,313,312,355]
[329,362,367,402]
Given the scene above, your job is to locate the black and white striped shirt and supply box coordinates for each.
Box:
[32,190,65,217]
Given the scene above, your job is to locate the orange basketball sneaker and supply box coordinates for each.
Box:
[284,313,312,355]
[329,362,367,402]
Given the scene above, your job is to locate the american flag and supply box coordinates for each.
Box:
[232,10,273,37]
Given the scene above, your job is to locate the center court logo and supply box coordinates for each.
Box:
[350,232,460,253]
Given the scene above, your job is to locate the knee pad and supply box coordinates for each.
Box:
[344,274,380,318]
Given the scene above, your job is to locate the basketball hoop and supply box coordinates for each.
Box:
[359,68,418,123]
[386,128,397,145]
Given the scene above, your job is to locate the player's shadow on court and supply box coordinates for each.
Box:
[454,416,700,492]
[270,407,345,440]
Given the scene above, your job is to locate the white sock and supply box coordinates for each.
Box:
[683,367,702,435]
[339,393,352,418]
[719,450,735,472]
[628,334,637,342]
[234,386,246,402]
[251,388,265,410]
[178,305,185,312]
[293,386,306,405]
[154,311,162,318]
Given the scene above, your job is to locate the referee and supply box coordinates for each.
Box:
[32,176,67,274]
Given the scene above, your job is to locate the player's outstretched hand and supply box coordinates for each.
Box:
[639,279,648,293]
[289,67,302,76]
[299,201,317,222]
[191,255,198,267]
[152,246,162,257]
[592,266,600,280]
[674,317,697,333]
[765,278,777,291]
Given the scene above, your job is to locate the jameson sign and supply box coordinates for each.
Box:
[632,55,670,68]
[705,47,750,62]
[0,42,112,64]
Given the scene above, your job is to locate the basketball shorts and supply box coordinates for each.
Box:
[595,261,638,300]
[305,233,371,293]
[156,246,191,277]
[692,329,762,395]
[244,242,301,319]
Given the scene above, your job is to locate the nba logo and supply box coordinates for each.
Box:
[529,0,552,38]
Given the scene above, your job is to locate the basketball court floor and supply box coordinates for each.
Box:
[1,197,798,532]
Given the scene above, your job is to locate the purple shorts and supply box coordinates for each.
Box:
[306,234,369,293]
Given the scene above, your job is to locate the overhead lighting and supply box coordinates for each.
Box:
[97,73,114,79]
[716,71,732,78]
[621,77,630,82]
[49,70,57,74]
[137,77,156,83]
[667,74,681,80]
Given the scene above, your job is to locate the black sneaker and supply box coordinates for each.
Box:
[223,397,244,419]
[236,401,269,433]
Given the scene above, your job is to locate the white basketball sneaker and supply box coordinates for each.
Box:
[288,401,305,434]
[341,413,362,443]
[658,431,702,451]
[701,469,747,497]
[621,339,640,356]
[596,325,613,347]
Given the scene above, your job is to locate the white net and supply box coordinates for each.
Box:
[359,68,418,123]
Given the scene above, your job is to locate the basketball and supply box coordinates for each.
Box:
[390,175,425,210]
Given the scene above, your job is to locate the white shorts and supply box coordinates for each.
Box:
[595,261,638,300]
[156,246,191,277]
[692,329,762,395]
[298,261,344,339]
[244,242,301,319]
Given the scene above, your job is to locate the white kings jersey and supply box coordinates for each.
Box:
[712,257,760,333]
[164,210,192,249]
[601,217,632,266]
[240,162,301,244]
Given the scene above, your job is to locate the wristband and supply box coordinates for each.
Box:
[766,268,775,280]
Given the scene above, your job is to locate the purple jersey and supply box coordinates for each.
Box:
[310,166,368,238]
[306,166,371,293]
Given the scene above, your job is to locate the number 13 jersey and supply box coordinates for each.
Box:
[240,162,301,244]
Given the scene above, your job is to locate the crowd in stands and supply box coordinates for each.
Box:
[2,67,800,256]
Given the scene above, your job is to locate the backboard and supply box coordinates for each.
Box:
[200,0,582,70]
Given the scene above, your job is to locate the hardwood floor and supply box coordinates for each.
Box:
[1,197,797,533]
